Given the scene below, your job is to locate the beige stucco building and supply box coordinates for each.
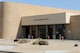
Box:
[0,2,80,40]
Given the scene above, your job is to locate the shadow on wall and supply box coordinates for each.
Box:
[16,18,25,39]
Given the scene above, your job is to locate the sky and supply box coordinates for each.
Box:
[0,0,80,10]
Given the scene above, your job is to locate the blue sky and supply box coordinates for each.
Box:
[0,0,80,10]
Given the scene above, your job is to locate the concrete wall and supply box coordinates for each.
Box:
[0,2,3,38]
[0,2,80,40]
[66,15,80,40]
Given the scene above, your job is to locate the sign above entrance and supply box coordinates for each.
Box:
[21,12,70,25]
[34,18,49,21]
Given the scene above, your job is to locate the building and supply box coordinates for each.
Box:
[0,2,80,40]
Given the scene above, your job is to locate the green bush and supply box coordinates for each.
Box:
[32,38,42,45]
[18,39,29,43]
[32,38,49,45]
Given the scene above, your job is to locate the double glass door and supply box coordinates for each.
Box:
[29,25,53,39]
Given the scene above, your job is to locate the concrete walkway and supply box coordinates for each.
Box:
[0,39,80,53]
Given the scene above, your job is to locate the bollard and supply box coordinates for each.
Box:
[61,36,64,42]
[31,36,33,39]
[48,36,50,39]
[59,34,62,40]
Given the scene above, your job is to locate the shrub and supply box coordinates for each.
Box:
[18,39,29,43]
[32,38,42,45]
[32,40,39,45]
[32,38,49,45]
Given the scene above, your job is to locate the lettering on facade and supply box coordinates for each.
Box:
[34,18,49,21]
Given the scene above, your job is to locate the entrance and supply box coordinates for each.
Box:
[48,25,53,39]
[39,25,46,39]
[56,24,66,39]
[22,24,66,39]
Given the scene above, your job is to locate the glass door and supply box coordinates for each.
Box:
[31,26,36,38]
[56,24,66,39]
[39,25,46,39]
[48,25,53,39]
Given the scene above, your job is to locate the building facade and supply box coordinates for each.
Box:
[0,2,80,40]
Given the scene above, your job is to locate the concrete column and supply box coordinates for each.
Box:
[53,24,56,39]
